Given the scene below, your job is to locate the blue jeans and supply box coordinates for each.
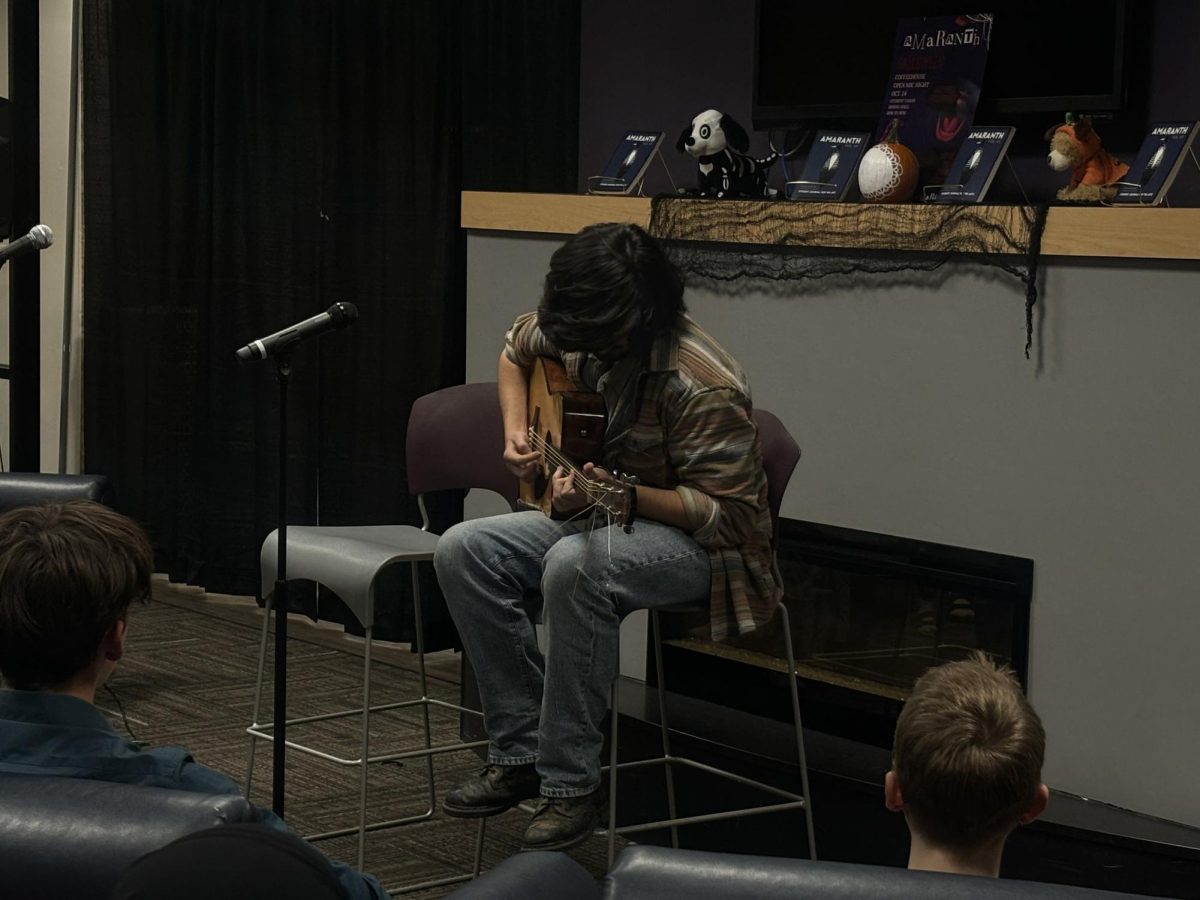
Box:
[434,510,710,798]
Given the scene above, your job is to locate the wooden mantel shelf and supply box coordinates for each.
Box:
[461,191,1200,262]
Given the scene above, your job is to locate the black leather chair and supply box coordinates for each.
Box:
[599,846,1158,900]
[0,773,257,900]
[0,472,114,512]
[445,851,600,900]
[0,476,121,671]
[445,845,1166,900]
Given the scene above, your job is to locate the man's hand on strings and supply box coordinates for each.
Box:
[551,462,611,514]
[503,431,541,481]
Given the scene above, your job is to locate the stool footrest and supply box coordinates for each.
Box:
[249,696,483,730]
[511,754,807,836]
[246,723,488,767]
[604,799,807,837]
[306,808,436,841]
[387,871,478,896]
[606,755,806,803]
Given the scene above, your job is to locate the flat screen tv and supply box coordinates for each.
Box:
[753,1,1147,139]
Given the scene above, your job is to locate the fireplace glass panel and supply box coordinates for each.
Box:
[664,519,1033,705]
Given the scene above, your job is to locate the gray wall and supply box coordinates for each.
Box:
[461,0,1200,832]
[465,231,1200,829]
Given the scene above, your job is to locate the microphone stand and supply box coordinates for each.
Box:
[271,350,292,817]
[238,307,357,815]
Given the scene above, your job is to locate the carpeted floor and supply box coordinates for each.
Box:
[105,580,616,897]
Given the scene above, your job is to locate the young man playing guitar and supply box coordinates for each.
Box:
[434,222,780,851]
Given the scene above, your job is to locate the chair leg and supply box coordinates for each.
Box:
[650,611,681,850]
[410,563,437,813]
[358,625,373,870]
[779,604,817,860]
[244,594,274,797]
[607,678,620,869]
[472,818,486,876]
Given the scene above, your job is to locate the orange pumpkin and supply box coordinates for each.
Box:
[858,119,918,203]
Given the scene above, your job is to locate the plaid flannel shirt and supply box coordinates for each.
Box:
[505,311,781,639]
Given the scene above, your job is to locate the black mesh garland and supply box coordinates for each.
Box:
[648,197,1049,358]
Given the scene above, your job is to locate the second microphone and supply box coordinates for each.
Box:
[236,302,359,363]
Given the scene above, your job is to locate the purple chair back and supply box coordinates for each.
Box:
[752,409,800,530]
[405,382,519,507]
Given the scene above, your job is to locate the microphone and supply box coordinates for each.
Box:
[235,301,359,363]
[0,225,54,264]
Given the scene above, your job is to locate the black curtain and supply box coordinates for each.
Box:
[82,1,578,643]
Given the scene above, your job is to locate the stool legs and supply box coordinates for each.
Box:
[607,678,620,868]
[602,606,817,862]
[410,564,437,818]
[779,603,817,861]
[650,611,682,851]
[244,594,274,797]
[243,560,490,893]
[357,625,372,869]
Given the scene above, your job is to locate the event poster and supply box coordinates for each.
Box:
[878,14,993,184]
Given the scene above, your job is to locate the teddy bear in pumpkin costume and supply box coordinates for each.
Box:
[1045,113,1129,202]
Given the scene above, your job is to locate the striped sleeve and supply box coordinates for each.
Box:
[667,387,763,548]
[503,311,557,368]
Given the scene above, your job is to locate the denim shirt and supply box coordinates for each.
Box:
[0,690,389,900]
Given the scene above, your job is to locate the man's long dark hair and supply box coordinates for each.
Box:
[537,223,685,352]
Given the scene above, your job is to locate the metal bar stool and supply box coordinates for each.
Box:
[244,382,519,893]
[600,409,816,866]
[479,408,817,868]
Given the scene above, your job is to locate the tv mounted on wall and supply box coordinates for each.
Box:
[753,1,1147,140]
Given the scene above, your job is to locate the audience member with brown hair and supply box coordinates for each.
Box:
[0,501,386,900]
[886,650,1049,878]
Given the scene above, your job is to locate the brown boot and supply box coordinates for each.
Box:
[520,790,604,851]
[442,764,540,818]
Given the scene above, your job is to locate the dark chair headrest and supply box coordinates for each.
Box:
[110,823,346,900]
[447,850,599,899]
[0,774,256,900]
[0,473,115,513]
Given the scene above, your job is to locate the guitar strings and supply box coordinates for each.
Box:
[526,429,625,512]
[526,430,606,494]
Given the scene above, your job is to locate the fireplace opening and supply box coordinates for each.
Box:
[656,519,1034,748]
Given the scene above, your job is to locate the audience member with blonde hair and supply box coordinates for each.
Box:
[886,651,1049,878]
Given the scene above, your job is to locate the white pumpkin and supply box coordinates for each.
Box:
[857,121,918,203]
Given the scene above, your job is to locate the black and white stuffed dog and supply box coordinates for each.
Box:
[676,109,778,199]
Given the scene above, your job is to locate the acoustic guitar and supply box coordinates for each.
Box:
[519,356,637,532]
